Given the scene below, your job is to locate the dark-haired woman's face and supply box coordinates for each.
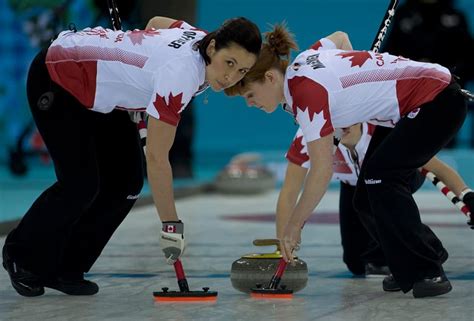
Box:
[205,40,257,91]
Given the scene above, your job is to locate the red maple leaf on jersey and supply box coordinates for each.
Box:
[288,76,328,121]
[127,29,161,45]
[337,51,372,67]
[153,92,184,126]
[288,76,333,137]
[292,136,310,164]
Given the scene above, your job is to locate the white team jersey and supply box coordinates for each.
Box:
[286,123,374,186]
[283,38,451,143]
[46,21,208,126]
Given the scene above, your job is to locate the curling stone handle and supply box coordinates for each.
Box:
[253,239,280,250]
[173,259,190,292]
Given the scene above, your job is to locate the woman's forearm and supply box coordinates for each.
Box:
[276,191,299,239]
[145,16,177,30]
[423,157,469,196]
[147,158,179,222]
[327,31,353,50]
[276,162,308,238]
[290,167,333,227]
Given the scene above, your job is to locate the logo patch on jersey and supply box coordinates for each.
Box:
[127,29,161,45]
[407,108,420,119]
[292,63,301,71]
[337,51,372,68]
[306,54,325,70]
[365,178,382,185]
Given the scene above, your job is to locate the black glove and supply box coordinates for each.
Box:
[461,191,474,229]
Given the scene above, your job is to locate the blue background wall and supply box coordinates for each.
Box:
[1,0,473,224]
[0,0,473,165]
[193,0,474,165]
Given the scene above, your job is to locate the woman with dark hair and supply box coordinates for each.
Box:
[3,16,262,297]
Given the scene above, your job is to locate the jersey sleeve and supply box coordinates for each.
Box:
[288,76,334,143]
[285,128,310,168]
[146,61,199,126]
[309,38,337,51]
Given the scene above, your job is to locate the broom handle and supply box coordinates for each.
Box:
[267,258,288,289]
[173,259,190,292]
[420,168,471,218]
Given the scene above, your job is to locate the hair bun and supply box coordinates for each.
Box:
[264,23,298,57]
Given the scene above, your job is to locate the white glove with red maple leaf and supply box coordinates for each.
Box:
[160,221,185,264]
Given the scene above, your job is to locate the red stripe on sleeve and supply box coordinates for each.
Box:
[310,41,322,50]
[169,20,184,29]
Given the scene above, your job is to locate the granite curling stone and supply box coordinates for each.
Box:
[230,239,308,293]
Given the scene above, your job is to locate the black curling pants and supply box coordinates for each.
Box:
[340,166,426,275]
[353,81,467,292]
[339,182,384,275]
[4,49,144,279]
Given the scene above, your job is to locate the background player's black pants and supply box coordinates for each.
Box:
[339,182,385,275]
[353,81,467,292]
[3,49,144,279]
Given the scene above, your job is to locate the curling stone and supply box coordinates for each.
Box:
[230,239,308,293]
[214,153,276,194]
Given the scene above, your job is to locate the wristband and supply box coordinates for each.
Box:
[162,221,184,233]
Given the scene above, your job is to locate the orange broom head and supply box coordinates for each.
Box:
[250,292,293,299]
[250,288,294,299]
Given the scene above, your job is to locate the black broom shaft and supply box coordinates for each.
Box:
[107,0,122,31]
[371,0,399,53]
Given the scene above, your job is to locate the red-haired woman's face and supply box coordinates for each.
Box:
[241,70,284,113]
[205,40,257,91]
